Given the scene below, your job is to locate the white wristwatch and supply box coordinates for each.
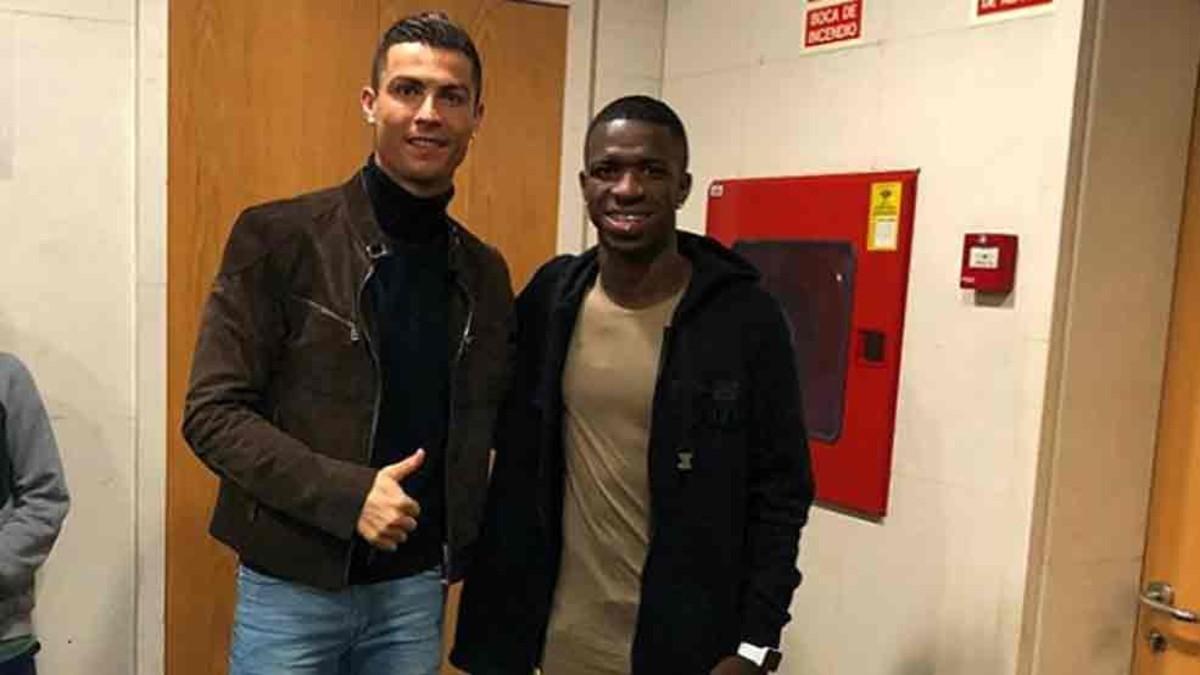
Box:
[737,642,783,672]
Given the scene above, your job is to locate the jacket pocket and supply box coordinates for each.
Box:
[291,295,360,343]
[669,376,750,483]
[677,376,748,434]
[280,295,371,401]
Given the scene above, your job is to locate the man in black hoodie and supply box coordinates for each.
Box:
[452,96,814,674]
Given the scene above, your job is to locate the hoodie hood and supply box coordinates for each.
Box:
[552,231,761,324]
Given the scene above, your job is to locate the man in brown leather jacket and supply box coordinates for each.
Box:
[182,12,512,675]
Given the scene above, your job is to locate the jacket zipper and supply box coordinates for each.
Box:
[346,242,388,580]
[443,275,475,582]
[292,295,361,343]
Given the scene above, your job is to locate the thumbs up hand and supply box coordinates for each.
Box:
[356,449,425,551]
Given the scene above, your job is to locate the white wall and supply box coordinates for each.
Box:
[654,1,1086,672]
[557,0,668,251]
[555,0,597,254]
[592,0,667,110]
[134,0,167,672]
[0,0,138,672]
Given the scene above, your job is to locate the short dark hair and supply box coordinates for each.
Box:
[585,95,689,169]
[371,12,483,102]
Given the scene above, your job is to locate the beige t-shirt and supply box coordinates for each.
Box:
[540,278,686,675]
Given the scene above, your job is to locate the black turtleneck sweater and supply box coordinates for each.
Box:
[349,156,451,584]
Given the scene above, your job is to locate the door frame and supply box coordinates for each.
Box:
[1130,73,1200,672]
[135,1,598,673]
[1018,0,1200,672]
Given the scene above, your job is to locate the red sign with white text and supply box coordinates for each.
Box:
[977,0,1052,17]
[805,0,863,48]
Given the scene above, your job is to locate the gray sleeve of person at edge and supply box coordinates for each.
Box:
[0,353,70,597]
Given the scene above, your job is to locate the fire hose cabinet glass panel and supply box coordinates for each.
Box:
[707,171,918,518]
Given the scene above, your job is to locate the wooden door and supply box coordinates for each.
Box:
[166,2,567,673]
[1132,76,1200,672]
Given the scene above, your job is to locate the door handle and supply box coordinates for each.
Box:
[1141,582,1199,623]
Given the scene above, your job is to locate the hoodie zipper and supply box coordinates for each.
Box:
[628,323,674,653]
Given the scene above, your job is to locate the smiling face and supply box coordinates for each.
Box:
[360,41,483,196]
[580,118,692,263]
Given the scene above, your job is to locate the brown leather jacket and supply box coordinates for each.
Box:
[182,172,514,590]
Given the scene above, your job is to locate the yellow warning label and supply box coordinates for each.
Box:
[867,182,903,251]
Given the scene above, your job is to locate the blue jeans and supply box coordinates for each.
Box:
[0,649,35,675]
[229,565,444,675]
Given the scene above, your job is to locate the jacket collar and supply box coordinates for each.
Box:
[339,170,468,274]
